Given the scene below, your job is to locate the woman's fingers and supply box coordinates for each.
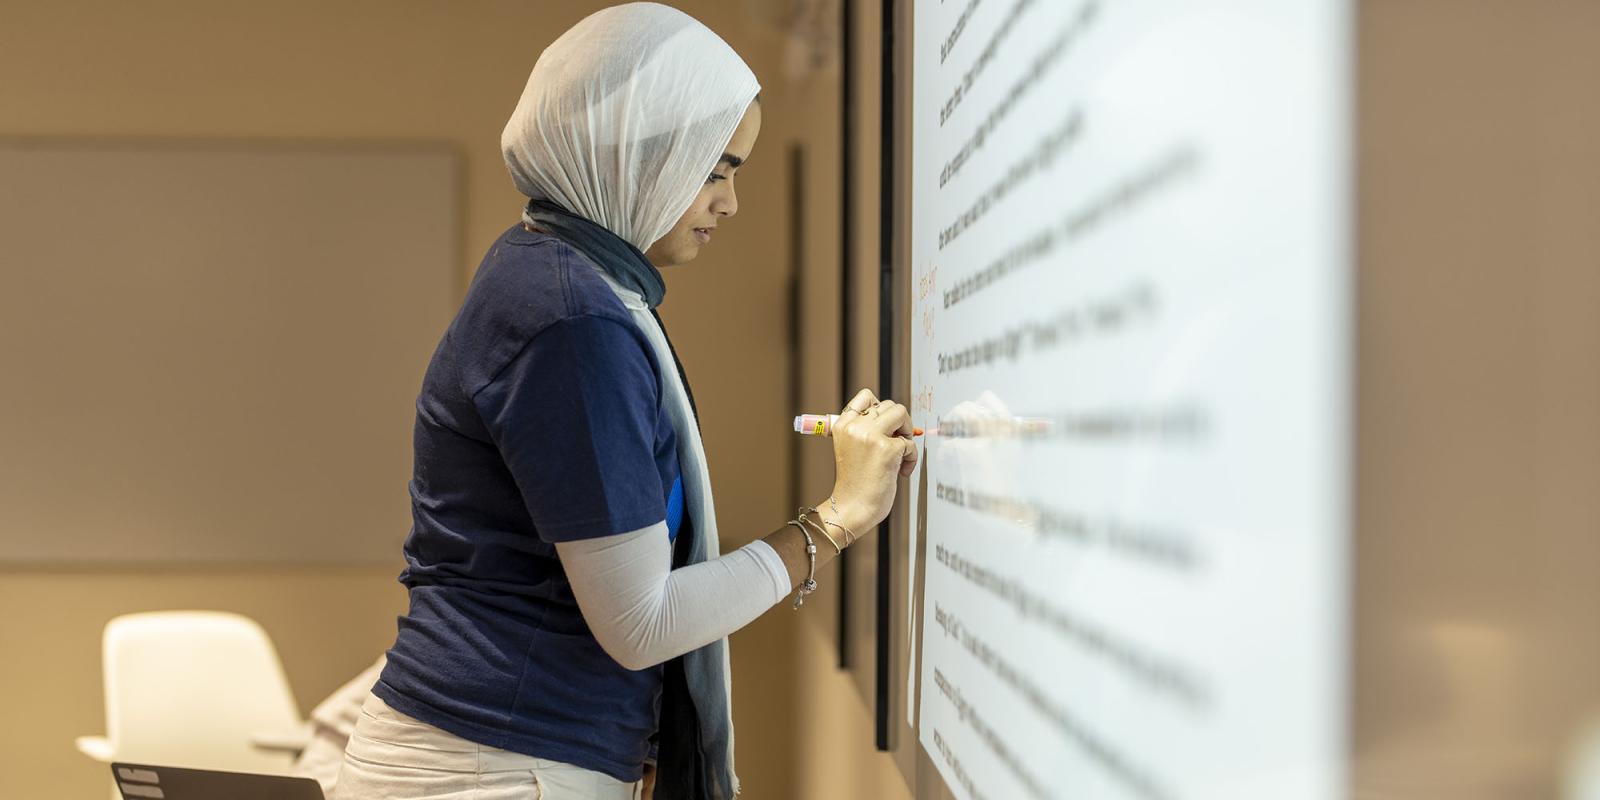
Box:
[841,389,879,416]
[829,390,915,531]
[836,389,881,437]
[899,437,919,477]
[839,389,914,443]
[892,406,915,438]
[867,401,911,437]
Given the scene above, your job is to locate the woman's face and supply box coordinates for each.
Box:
[644,100,762,268]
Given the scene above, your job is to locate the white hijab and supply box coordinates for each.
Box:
[501,2,761,252]
[501,5,760,797]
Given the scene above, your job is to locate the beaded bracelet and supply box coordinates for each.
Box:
[783,520,818,608]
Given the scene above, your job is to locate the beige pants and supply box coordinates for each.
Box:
[334,693,643,800]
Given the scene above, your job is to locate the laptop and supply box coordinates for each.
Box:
[112,762,325,800]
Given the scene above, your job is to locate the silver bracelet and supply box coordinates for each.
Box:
[797,507,843,554]
[826,496,859,547]
[784,520,818,609]
[822,517,857,549]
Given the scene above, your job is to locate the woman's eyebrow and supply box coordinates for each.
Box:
[718,153,744,169]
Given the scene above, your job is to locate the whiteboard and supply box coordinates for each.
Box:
[0,141,459,563]
[905,1,1352,798]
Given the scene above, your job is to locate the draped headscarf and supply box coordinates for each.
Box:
[501,5,761,799]
[502,2,760,253]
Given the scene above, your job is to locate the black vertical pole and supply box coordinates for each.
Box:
[787,145,805,514]
[837,0,856,670]
[874,0,897,752]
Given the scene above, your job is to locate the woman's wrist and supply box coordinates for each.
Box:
[815,496,873,546]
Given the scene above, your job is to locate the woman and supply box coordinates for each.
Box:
[334,4,916,800]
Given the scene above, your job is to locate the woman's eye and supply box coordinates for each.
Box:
[705,173,726,184]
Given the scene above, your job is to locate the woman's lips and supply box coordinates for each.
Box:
[693,227,712,244]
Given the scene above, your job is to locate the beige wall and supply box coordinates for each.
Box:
[1353,3,1600,797]
[0,1,828,797]
[780,1,917,798]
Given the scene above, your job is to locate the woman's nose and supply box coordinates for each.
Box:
[712,184,738,218]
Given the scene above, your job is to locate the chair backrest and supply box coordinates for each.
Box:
[102,611,300,773]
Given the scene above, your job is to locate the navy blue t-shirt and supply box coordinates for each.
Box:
[374,223,684,782]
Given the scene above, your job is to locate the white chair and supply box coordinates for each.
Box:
[75,610,310,797]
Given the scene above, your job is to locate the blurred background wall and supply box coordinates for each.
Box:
[0,1,905,797]
[1351,4,1600,797]
[7,1,1600,799]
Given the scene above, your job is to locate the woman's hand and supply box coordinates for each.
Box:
[826,389,918,535]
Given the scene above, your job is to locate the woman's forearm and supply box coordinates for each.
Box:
[558,523,790,670]
[556,504,875,671]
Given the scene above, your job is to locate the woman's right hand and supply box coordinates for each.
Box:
[826,389,918,537]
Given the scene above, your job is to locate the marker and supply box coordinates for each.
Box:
[793,414,924,437]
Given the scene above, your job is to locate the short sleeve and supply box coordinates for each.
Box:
[472,314,668,542]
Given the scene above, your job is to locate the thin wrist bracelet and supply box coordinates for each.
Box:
[822,518,857,549]
[784,520,818,608]
[797,507,843,554]
[826,496,859,546]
